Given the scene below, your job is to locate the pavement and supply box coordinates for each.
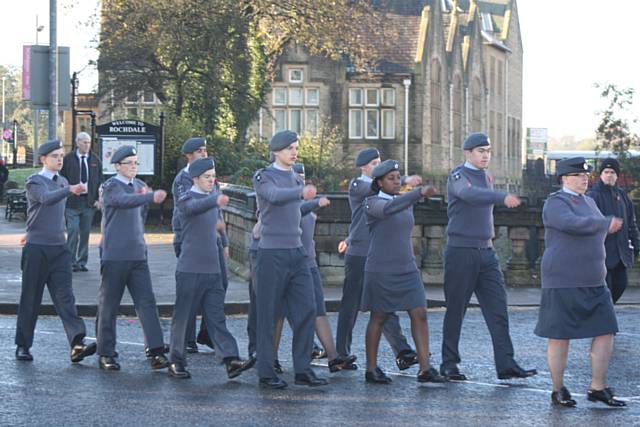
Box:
[1,213,640,316]
[1,308,639,426]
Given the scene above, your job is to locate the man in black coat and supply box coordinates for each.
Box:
[587,158,640,302]
[60,132,103,272]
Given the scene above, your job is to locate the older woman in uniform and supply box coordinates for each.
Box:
[361,159,445,384]
[535,157,625,407]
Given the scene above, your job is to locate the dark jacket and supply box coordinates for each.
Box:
[60,150,103,208]
[587,180,640,268]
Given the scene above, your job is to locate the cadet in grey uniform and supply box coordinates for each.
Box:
[535,157,625,407]
[167,157,252,379]
[253,130,328,389]
[441,133,536,381]
[97,145,169,371]
[336,148,419,370]
[361,160,445,384]
[14,140,97,363]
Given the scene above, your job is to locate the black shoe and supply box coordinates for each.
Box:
[99,356,120,371]
[274,359,284,374]
[396,350,419,371]
[497,365,538,380]
[149,354,170,370]
[70,341,97,363]
[225,357,253,379]
[79,266,89,272]
[440,365,467,381]
[196,328,215,350]
[15,346,33,361]
[145,344,170,358]
[311,344,327,359]
[246,353,257,370]
[259,377,288,389]
[551,386,576,407]
[417,367,447,383]
[365,367,392,384]
[328,355,358,373]
[294,371,329,386]
[72,265,81,272]
[186,342,199,354]
[168,362,191,379]
[587,387,627,407]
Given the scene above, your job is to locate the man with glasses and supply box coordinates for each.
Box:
[96,145,169,371]
[440,132,537,381]
[60,132,103,272]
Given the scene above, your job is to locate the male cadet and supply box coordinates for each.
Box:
[336,147,421,370]
[253,130,328,389]
[97,145,169,371]
[168,157,253,379]
[587,158,640,303]
[15,140,97,363]
[440,132,537,381]
[60,132,103,272]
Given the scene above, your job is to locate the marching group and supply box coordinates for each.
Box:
[12,129,636,408]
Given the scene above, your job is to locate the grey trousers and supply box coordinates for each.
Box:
[247,249,258,356]
[256,248,315,378]
[97,260,164,357]
[335,254,412,358]
[441,246,516,372]
[15,244,86,348]
[170,271,239,364]
[65,204,95,268]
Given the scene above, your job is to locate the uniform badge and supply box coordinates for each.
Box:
[452,172,461,181]
[353,181,358,187]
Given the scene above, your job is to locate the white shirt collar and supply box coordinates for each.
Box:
[562,187,581,196]
[39,168,58,180]
[76,149,89,160]
[377,190,395,200]
[464,161,480,171]
[115,174,134,185]
[183,164,190,172]
[359,175,373,183]
[272,162,292,172]
[190,185,208,195]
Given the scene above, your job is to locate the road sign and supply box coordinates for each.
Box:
[2,129,12,141]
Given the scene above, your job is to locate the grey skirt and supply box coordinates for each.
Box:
[310,266,327,316]
[361,270,426,313]
[534,286,618,339]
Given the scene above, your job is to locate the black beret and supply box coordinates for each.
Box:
[463,132,490,150]
[372,159,400,179]
[557,156,593,177]
[269,130,298,151]
[110,145,137,164]
[355,147,380,167]
[292,163,305,175]
[600,158,620,175]
[38,140,64,156]
[181,137,207,154]
[189,157,215,178]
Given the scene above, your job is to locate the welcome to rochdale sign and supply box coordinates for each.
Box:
[96,120,159,175]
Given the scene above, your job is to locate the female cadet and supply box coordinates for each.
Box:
[361,159,445,384]
[167,157,252,379]
[535,157,626,407]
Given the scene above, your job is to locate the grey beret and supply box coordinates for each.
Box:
[181,137,207,154]
[463,132,490,150]
[269,130,298,151]
[292,163,305,175]
[189,157,215,178]
[372,159,400,179]
[38,140,64,156]
[110,145,137,164]
[355,147,380,167]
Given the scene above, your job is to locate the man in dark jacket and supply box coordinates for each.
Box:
[588,158,640,302]
[60,132,103,272]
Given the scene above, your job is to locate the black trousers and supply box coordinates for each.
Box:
[605,261,628,304]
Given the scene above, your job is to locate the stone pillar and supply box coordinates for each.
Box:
[422,225,445,285]
[504,226,536,287]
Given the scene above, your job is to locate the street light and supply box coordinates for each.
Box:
[402,78,412,174]
[36,15,45,45]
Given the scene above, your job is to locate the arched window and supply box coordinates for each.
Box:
[452,74,463,150]
[430,61,442,144]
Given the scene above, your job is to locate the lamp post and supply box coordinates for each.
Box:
[34,15,45,165]
[402,78,412,174]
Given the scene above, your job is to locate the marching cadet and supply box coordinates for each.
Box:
[15,140,97,363]
[336,148,420,370]
[97,145,169,371]
[361,160,445,384]
[441,133,537,381]
[535,157,625,407]
[168,157,253,379]
[253,130,328,389]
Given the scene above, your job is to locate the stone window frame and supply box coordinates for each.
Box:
[348,87,397,140]
[271,82,321,136]
[288,68,304,84]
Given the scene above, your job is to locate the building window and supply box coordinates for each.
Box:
[273,88,287,106]
[497,60,504,96]
[489,111,496,150]
[481,12,494,32]
[452,75,463,149]
[496,112,503,158]
[288,69,304,83]
[126,93,138,103]
[381,88,396,107]
[306,110,319,135]
[472,77,482,132]
[490,56,496,95]
[143,90,155,103]
[289,88,303,106]
[365,89,379,107]
[381,109,395,139]
[143,108,155,122]
[349,110,363,139]
[289,110,302,134]
[305,88,319,106]
[365,109,379,139]
[127,107,138,118]
[431,61,442,144]
[349,89,363,106]
[273,109,287,134]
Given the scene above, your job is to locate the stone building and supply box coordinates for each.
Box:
[249,0,524,189]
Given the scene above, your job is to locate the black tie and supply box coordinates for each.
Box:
[52,175,58,182]
[80,156,88,184]
[128,182,133,188]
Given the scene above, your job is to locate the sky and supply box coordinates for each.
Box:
[1,0,639,141]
